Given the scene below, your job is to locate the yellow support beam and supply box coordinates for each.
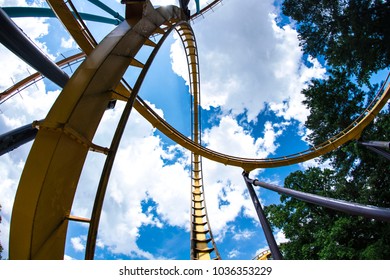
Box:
[6,0,389,260]
[9,1,184,259]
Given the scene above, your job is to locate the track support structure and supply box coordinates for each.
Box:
[242,172,283,260]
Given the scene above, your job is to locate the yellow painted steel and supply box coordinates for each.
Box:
[254,249,272,260]
[9,1,184,259]
[176,23,220,259]
[46,0,96,54]
[6,0,389,260]
[6,64,389,172]
[134,79,390,171]
[0,52,85,102]
[14,0,218,260]
[9,0,384,172]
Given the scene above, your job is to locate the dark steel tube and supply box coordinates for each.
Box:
[0,122,38,156]
[242,172,283,260]
[365,146,390,160]
[244,175,390,222]
[359,141,390,149]
[2,7,121,25]
[0,8,69,88]
[87,0,125,21]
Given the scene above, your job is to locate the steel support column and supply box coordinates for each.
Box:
[0,8,69,88]
[359,141,390,160]
[0,123,38,156]
[87,0,125,21]
[242,172,283,260]
[244,174,390,222]
[2,7,121,25]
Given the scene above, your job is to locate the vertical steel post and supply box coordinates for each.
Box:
[242,172,283,260]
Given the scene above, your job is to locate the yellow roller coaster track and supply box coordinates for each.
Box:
[4,0,388,172]
[3,53,389,172]
[3,0,389,260]
[7,0,221,260]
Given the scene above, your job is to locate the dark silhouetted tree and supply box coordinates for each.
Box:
[283,0,390,83]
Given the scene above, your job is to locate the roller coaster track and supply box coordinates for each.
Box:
[1,0,389,260]
[190,0,223,22]
[3,51,389,171]
[4,0,222,260]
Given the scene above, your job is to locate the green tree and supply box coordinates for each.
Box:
[266,157,390,259]
[264,67,390,258]
[302,68,382,174]
[265,71,390,259]
[265,0,390,258]
[283,0,390,83]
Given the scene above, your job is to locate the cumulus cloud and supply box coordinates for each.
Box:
[171,0,326,123]
[0,0,324,260]
[199,115,285,238]
[0,5,60,257]
[60,37,76,49]
[202,115,288,158]
[232,228,255,241]
[228,249,240,259]
[71,236,86,252]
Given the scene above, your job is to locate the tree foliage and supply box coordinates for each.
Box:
[283,0,390,83]
[266,154,390,259]
[302,68,384,174]
[264,69,390,260]
[263,0,390,259]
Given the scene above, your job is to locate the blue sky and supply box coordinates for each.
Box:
[0,0,329,260]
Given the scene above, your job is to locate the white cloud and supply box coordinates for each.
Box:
[275,229,289,244]
[0,0,320,260]
[202,115,287,158]
[0,5,87,261]
[171,0,326,123]
[0,3,59,258]
[61,37,76,49]
[64,255,75,260]
[67,101,191,258]
[199,115,285,239]
[232,228,255,241]
[151,0,179,7]
[71,236,86,252]
[228,249,240,259]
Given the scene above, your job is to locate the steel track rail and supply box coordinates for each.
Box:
[8,1,185,259]
[3,62,389,171]
[3,57,389,171]
[38,1,390,171]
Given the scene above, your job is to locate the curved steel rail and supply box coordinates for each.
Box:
[8,0,223,260]
[175,23,220,259]
[43,0,219,260]
[0,52,85,103]
[4,0,389,260]
[5,0,386,171]
[253,249,272,260]
[8,1,187,259]
[2,59,389,172]
[190,0,223,22]
[2,54,389,172]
